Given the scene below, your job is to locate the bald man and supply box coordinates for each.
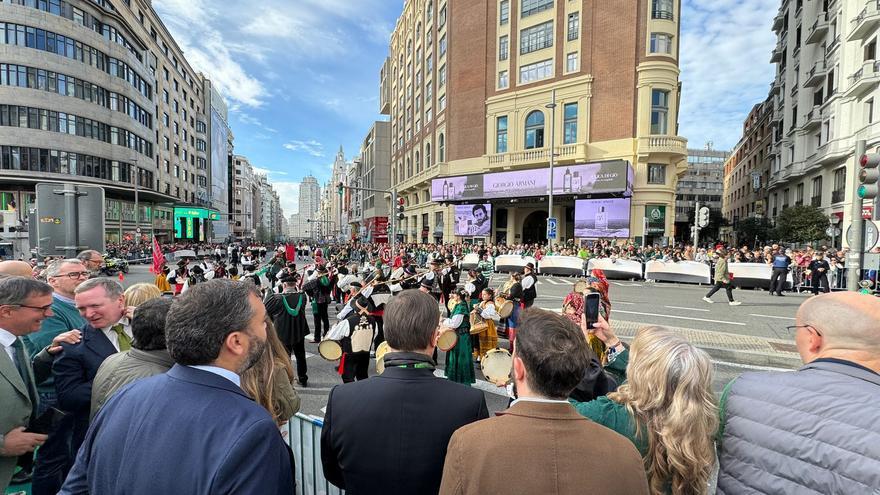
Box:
[716,293,880,494]
[0,260,35,278]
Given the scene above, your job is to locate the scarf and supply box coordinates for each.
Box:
[281,293,303,316]
[382,351,436,370]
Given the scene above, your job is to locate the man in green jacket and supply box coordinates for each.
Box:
[702,249,741,306]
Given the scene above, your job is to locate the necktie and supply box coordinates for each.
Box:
[10,338,35,403]
[111,323,132,352]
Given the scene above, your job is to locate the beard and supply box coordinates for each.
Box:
[238,333,267,374]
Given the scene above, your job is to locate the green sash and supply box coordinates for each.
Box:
[282,294,303,316]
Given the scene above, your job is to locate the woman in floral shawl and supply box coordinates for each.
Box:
[563,269,611,361]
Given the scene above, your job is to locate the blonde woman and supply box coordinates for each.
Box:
[123,283,163,320]
[240,319,300,425]
[571,316,718,495]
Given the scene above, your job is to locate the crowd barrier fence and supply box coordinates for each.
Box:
[536,255,585,276]
[728,263,794,290]
[494,254,537,273]
[285,413,345,495]
[644,260,711,285]
[459,253,480,270]
[586,258,644,280]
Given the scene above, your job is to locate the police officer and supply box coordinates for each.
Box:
[769,246,791,296]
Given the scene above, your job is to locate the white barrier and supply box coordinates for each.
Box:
[586,258,643,280]
[537,256,585,276]
[645,260,711,285]
[459,253,480,271]
[286,413,345,495]
[728,263,794,290]
[494,255,536,273]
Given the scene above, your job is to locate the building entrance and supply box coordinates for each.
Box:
[522,210,548,244]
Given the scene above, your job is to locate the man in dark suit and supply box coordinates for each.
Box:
[60,279,294,495]
[322,290,489,495]
[439,309,649,495]
[52,278,128,462]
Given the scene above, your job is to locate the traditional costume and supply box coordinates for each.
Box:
[443,293,475,386]
[563,269,611,361]
[475,291,500,358]
[264,275,310,386]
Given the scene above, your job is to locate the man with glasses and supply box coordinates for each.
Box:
[717,292,880,494]
[22,260,87,495]
[75,250,104,278]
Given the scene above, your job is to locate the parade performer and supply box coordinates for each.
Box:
[303,264,333,342]
[424,259,444,302]
[167,259,189,295]
[563,269,611,361]
[441,254,460,315]
[503,272,524,349]
[154,265,171,292]
[521,262,538,308]
[264,273,310,387]
[442,288,475,386]
[475,288,500,358]
[337,283,374,383]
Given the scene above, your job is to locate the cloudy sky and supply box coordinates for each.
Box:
[154,0,778,216]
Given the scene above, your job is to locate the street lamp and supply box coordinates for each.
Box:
[545,89,557,247]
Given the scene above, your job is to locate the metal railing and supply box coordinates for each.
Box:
[286,413,345,495]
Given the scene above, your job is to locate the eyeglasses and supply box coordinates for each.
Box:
[13,304,53,314]
[54,271,90,279]
[786,324,823,337]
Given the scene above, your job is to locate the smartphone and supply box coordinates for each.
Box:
[162,291,175,299]
[583,292,600,330]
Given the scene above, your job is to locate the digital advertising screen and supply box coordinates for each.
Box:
[574,198,631,238]
[454,204,492,236]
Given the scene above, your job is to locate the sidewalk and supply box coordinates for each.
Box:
[611,319,802,369]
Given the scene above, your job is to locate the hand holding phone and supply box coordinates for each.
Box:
[583,292,601,330]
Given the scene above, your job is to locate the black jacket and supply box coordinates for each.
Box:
[321,363,489,494]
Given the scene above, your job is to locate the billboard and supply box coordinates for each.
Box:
[431,160,632,202]
[210,106,230,240]
[455,204,492,236]
[574,198,631,238]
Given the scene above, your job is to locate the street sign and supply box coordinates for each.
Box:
[135,227,141,234]
[35,183,105,257]
[846,222,880,251]
[547,217,558,240]
[381,247,391,262]
[864,205,874,219]
[825,227,841,237]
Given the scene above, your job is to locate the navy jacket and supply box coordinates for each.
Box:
[53,323,117,448]
[321,361,488,494]
[60,364,294,495]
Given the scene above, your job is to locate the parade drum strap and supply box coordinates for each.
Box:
[470,310,488,335]
[437,331,458,352]
[318,340,343,361]
[481,348,513,385]
[496,299,514,318]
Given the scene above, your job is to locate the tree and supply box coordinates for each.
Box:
[735,217,775,247]
[256,224,270,244]
[774,205,828,244]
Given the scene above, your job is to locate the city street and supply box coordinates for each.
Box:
[122,263,803,417]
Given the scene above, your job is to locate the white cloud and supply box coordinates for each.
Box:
[271,181,301,215]
[679,0,779,151]
[283,140,326,157]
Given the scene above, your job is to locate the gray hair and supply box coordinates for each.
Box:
[76,250,102,263]
[0,277,53,306]
[165,279,261,366]
[74,277,124,299]
[45,259,84,279]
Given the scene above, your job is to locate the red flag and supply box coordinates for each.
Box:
[118,272,125,281]
[150,237,165,274]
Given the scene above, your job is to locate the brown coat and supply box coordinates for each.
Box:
[439,401,649,495]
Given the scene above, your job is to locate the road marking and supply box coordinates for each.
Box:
[711,360,795,372]
[612,282,643,287]
[432,369,508,396]
[305,352,315,359]
[748,314,796,321]
[664,305,710,312]
[612,309,747,326]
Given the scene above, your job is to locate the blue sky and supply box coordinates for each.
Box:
[154,0,778,216]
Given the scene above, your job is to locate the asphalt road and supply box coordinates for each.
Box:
[120,262,802,416]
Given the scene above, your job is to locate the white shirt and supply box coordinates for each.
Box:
[0,327,17,364]
[509,396,571,407]
[188,365,241,387]
[101,317,133,352]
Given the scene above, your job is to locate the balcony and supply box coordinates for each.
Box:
[769,78,782,96]
[826,34,841,55]
[848,0,880,41]
[772,11,785,32]
[804,60,827,87]
[770,45,784,63]
[802,106,822,131]
[831,189,845,203]
[810,195,822,207]
[488,143,587,167]
[846,59,880,97]
[806,15,829,44]
[637,135,688,160]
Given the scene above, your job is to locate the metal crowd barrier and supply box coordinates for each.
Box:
[645,260,711,285]
[285,413,345,495]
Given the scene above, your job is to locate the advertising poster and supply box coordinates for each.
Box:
[574,198,631,238]
[431,175,483,201]
[454,204,492,236]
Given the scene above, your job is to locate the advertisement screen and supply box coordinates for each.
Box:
[431,160,632,202]
[574,198,631,238]
[454,204,492,236]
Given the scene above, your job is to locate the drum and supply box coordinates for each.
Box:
[481,348,513,386]
[469,310,489,335]
[495,297,514,318]
[318,340,343,361]
[375,341,391,374]
[437,330,458,352]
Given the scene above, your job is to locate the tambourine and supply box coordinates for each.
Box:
[495,298,514,318]
[318,340,343,361]
[480,348,512,386]
[375,341,391,374]
[437,330,458,352]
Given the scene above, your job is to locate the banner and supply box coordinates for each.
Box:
[645,205,666,235]
[574,198,631,238]
[454,204,492,236]
[431,160,632,202]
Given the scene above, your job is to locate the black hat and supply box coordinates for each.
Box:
[420,277,433,289]
[430,259,442,266]
[191,265,204,274]
[524,262,535,271]
[445,254,455,262]
[349,281,363,289]
[279,274,297,284]
[404,264,418,276]
[337,266,349,276]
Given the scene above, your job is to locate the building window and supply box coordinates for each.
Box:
[563,103,577,144]
[650,33,673,54]
[811,176,823,207]
[520,59,553,84]
[498,70,509,89]
[524,110,545,149]
[496,115,508,153]
[426,142,432,166]
[521,0,553,17]
[520,21,554,54]
[652,0,674,20]
[499,35,509,61]
[566,52,579,73]
[439,64,446,87]
[438,133,445,162]
[500,0,510,25]
[439,4,447,27]
[567,12,580,41]
[651,89,669,134]
[868,98,874,124]
[648,163,666,184]
[438,94,447,111]
[439,34,447,56]
[795,183,804,206]
[832,167,846,202]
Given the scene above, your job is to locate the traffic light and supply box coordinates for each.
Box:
[337,182,344,196]
[857,152,880,200]
[697,207,710,228]
[396,197,405,221]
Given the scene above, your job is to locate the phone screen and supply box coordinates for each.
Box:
[583,292,600,330]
